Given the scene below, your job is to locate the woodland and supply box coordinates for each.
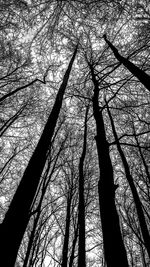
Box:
[0,0,150,266]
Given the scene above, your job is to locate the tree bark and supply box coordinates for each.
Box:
[89,63,129,267]
[103,34,150,92]
[0,45,78,267]
[78,106,89,267]
[106,102,150,259]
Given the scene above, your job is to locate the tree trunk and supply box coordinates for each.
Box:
[89,63,129,267]
[78,106,89,267]
[0,45,78,267]
[134,131,150,183]
[69,223,78,267]
[103,35,150,92]
[106,102,150,259]
[61,195,72,267]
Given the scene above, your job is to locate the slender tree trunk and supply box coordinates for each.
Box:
[24,146,62,267]
[78,106,89,267]
[0,45,78,267]
[133,130,150,183]
[89,63,129,267]
[61,195,72,267]
[106,102,150,259]
[103,35,150,92]
[69,223,78,267]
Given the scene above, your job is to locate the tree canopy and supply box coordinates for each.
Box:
[0,1,150,266]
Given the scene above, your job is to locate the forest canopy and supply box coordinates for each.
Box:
[0,1,150,266]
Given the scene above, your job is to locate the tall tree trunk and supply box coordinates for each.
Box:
[103,35,150,92]
[78,106,89,267]
[89,63,129,267]
[0,45,78,267]
[106,102,150,259]
[69,222,78,267]
[61,195,72,267]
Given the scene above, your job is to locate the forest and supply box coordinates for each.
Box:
[0,0,150,266]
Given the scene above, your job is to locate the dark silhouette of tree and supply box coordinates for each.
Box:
[78,105,89,267]
[103,34,150,92]
[88,61,129,267]
[106,100,150,259]
[69,222,78,267]
[22,132,67,267]
[61,192,72,267]
[1,1,150,266]
[0,45,78,267]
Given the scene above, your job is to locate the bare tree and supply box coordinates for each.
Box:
[0,45,78,267]
[106,100,150,259]
[88,60,129,267]
[103,34,150,93]
[78,105,89,267]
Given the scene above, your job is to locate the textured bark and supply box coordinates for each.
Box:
[0,45,78,267]
[106,103,150,259]
[103,34,150,92]
[89,63,129,267]
[78,106,89,267]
